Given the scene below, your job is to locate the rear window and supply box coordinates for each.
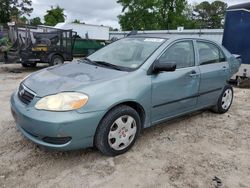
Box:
[197,41,225,65]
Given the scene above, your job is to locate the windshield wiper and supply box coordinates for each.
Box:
[80,58,125,71]
[94,61,123,71]
[80,58,99,66]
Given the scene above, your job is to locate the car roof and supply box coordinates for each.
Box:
[128,33,216,42]
[128,33,169,39]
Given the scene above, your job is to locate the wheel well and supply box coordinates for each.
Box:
[50,53,64,61]
[111,101,146,128]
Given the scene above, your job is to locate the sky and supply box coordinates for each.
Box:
[30,0,250,29]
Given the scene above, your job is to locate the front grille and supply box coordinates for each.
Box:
[18,84,35,105]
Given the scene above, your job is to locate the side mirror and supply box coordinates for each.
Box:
[153,60,176,73]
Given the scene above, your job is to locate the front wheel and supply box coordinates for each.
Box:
[212,85,234,114]
[95,105,141,156]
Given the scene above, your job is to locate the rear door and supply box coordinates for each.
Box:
[196,40,229,107]
[151,40,200,123]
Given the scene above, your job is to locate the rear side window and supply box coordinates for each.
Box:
[158,41,195,69]
[197,41,226,65]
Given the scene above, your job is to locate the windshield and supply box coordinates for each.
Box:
[88,37,165,70]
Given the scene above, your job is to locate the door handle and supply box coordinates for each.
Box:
[190,70,198,77]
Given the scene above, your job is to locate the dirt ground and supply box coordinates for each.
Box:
[0,63,250,188]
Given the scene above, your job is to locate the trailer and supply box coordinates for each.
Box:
[223,3,250,81]
[6,24,76,67]
[19,28,76,67]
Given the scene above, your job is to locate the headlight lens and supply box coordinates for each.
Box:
[35,92,88,111]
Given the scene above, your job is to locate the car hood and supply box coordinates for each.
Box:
[23,61,128,97]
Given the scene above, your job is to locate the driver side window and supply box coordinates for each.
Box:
[158,41,195,69]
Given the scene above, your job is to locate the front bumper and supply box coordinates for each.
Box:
[10,92,106,151]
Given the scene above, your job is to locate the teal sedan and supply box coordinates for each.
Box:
[11,35,240,156]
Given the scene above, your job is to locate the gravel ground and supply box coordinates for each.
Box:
[0,64,250,188]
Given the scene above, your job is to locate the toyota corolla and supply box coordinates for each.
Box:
[11,35,240,156]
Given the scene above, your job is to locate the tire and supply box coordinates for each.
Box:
[95,105,141,156]
[50,55,64,66]
[212,85,234,114]
[21,63,37,68]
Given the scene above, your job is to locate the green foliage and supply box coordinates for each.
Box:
[73,19,81,24]
[19,16,28,24]
[0,37,11,52]
[157,0,189,29]
[30,17,42,26]
[44,6,66,26]
[118,0,159,30]
[117,0,192,30]
[117,0,227,30]
[194,1,228,28]
[0,0,33,24]
[109,27,119,31]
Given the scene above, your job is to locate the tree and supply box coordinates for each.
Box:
[0,0,33,24]
[182,4,200,29]
[118,0,158,30]
[194,1,227,29]
[30,17,42,26]
[44,6,66,26]
[210,1,228,28]
[19,16,28,24]
[117,0,189,30]
[109,27,119,31]
[72,19,81,24]
[157,0,189,29]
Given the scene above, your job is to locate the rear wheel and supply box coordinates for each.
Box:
[95,105,141,156]
[50,55,64,66]
[212,85,233,114]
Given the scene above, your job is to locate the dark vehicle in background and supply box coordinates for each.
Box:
[19,28,76,67]
[223,2,250,81]
[6,24,107,67]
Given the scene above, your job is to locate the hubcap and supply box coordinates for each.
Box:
[54,58,63,65]
[221,89,233,110]
[108,115,137,151]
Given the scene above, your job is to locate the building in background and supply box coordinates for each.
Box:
[54,23,110,41]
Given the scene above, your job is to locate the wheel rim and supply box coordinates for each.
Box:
[54,58,63,65]
[221,89,233,110]
[108,115,137,151]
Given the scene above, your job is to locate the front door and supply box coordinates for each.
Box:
[151,40,200,123]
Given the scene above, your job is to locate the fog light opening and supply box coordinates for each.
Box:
[42,137,72,145]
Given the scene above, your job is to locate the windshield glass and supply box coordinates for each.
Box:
[88,37,165,69]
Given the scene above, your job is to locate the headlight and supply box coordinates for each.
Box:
[35,92,88,111]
